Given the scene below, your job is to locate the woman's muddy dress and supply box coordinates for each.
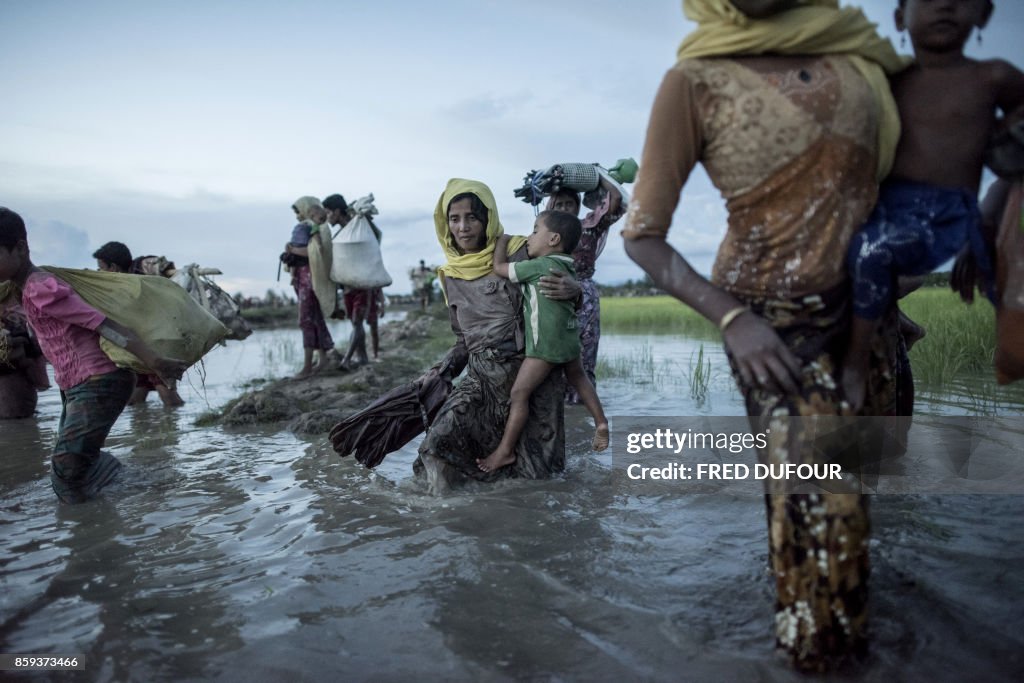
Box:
[625,55,912,670]
[414,246,565,490]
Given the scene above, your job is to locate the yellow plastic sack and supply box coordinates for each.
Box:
[1,268,229,374]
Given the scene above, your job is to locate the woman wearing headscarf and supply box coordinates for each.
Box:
[284,196,335,378]
[412,179,579,491]
[623,0,909,671]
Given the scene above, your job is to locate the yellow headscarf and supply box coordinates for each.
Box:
[292,196,321,224]
[433,178,527,282]
[677,0,909,180]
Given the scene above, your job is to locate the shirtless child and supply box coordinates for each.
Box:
[842,0,1024,410]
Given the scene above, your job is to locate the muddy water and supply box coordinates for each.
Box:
[2,323,1023,681]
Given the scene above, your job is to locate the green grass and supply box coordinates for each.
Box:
[595,340,715,403]
[689,344,712,402]
[240,305,298,327]
[596,342,655,380]
[600,290,999,388]
[899,288,996,384]
[600,296,719,338]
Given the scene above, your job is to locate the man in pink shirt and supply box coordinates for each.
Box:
[0,208,187,503]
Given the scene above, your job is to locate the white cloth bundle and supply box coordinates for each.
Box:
[331,194,392,289]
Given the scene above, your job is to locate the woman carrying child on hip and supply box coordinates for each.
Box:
[0,208,188,503]
[477,210,609,473]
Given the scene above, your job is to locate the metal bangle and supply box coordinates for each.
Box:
[718,306,749,332]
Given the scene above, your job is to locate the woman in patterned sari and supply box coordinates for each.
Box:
[623,0,909,671]
[284,196,334,378]
[547,174,625,404]
[413,179,579,492]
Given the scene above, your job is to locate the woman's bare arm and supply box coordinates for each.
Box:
[625,238,802,394]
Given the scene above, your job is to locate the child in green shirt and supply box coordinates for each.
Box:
[478,211,609,472]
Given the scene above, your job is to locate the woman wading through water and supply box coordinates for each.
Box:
[623,0,910,671]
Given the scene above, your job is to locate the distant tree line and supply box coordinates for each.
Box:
[233,290,297,309]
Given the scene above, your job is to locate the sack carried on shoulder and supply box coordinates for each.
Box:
[171,264,253,341]
[331,215,392,289]
[38,267,229,375]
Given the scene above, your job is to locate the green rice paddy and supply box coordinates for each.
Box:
[599,288,1000,388]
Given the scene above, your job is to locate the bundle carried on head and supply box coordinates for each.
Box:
[513,158,638,206]
[348,194,379,218]
[132,255,176,277]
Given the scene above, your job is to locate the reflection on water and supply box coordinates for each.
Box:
[1,323,1023,681]
[598,333,1024,417]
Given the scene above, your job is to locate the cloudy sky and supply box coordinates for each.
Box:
[3,1,1022,297]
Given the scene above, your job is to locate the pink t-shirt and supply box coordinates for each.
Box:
[21,271,117,390]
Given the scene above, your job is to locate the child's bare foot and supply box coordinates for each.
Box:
[841,365,867,414]
[293,367,313,379]
[477,448,516,472]
[592,424,609,451]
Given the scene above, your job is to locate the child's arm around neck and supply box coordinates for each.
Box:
[492,234,512,279]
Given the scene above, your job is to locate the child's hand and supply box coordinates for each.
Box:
[492,234,513,276]
[950,244,977,303]
[151,357,189,383]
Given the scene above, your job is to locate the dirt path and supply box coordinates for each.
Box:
[197,308,453,435]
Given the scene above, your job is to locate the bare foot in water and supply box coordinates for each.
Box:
[592,424,609,451]
[477,447,515,472]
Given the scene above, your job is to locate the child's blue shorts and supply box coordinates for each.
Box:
[847,178,991,319]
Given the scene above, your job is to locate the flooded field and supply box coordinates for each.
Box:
[2,319,1023,681]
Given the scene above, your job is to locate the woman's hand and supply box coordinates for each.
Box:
[624,237,802,393]
[722,312,803,396]
[538,270,581,301]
